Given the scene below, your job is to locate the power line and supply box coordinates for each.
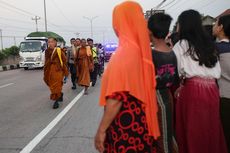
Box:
[160,0,176,9]
[0,0,74,33]
[0,3,33,18]
[0,0,38,17]
[0,16,33,24]
[163,0,183,10]
[0,23,34,31]
[50,0,77,28]
[2,36,24,38]
[165,0,192,11]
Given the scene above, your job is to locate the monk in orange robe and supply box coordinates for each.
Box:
[75,39,94,95]
[44,37,69,109]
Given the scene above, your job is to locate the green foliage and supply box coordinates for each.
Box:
[0,46,20,61]
[3,46,20,57]
[27,31,66,44]
[0,51,5,61]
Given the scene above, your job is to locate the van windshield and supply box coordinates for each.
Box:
[20,42,42,52]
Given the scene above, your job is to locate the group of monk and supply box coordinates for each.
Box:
[43,37,98,109]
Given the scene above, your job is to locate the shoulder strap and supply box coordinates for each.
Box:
[56,47,63,67]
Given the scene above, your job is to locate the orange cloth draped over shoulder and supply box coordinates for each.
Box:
[99,1,160,139]
[44,47,69,101]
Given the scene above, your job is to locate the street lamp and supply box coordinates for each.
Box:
[83,16,98,39]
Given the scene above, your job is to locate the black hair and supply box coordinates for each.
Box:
[81,38,86,42]
[76,38,81,41]
[148,13,172,39]
[48,37,58,42]
[203,25,216,41]
[218,14,230,39]
[178,9,218,68]
[169,32,179,46]
[70,38,75,41]
[87,38,93,42]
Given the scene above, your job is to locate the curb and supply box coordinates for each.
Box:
[0,64,20,72]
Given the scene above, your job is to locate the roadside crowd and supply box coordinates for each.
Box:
[42,1,230,153]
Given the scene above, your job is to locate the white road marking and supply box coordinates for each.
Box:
[20,89,85,153]
[0,83,14,89]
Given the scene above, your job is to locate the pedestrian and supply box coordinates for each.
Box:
[95,1,160,153]
[63,46,68,56]
[87,38,98,86]
[213,14,230,152]
[148,13,179,153]
[173,10,228,153]
[43,37,69,109]
[76,39,94,95]
[97,43,105,77]
[67,38,81,90]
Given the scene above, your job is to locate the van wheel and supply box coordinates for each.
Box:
[24,67,28,70]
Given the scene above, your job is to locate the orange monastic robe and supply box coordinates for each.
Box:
[76,47,93,87]
[44,47,69,101]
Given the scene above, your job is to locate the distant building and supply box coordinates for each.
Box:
[144,9,165,19]
[216,9,230,19]
[201,15,216,40]
[202,15,216,26]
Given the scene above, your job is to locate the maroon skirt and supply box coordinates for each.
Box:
[175,77,228,153]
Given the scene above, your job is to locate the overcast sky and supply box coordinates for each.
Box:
[0,0,229,47]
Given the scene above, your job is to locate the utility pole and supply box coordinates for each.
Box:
[13,36,16,46]
[44,0,48,32]
[83,16,98,39]
[32,16,41,32]
[0,29,3,51]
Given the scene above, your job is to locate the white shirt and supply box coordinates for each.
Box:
[217,38,230,43]
[173,40,221,79]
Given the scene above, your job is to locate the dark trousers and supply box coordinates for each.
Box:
[220,97,230,153]
[90,63,98,85]
[69,63,76,86]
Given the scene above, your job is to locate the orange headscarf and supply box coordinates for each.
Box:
[99,1,160,139]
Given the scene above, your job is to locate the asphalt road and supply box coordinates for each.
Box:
[0,69,103,153]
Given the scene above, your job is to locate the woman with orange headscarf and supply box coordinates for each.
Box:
[94,1,160,153]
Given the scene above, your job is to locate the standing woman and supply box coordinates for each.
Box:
[173,10,227,153]
[43,37,69,109]
[76,39,93,95]
[95,1,160,153]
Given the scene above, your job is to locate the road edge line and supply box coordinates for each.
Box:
[20,89,85,153]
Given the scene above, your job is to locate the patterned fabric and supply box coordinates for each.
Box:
[156,89,178,153]
[152,50,179,153]
[104,92,157,153]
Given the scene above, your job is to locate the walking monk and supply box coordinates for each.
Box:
[76,39,94,95]
[43,37,69,109]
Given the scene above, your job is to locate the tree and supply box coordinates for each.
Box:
[2,46,20,58]
[0,51,5,61]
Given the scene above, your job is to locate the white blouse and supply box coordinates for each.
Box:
[173,40,221,79]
